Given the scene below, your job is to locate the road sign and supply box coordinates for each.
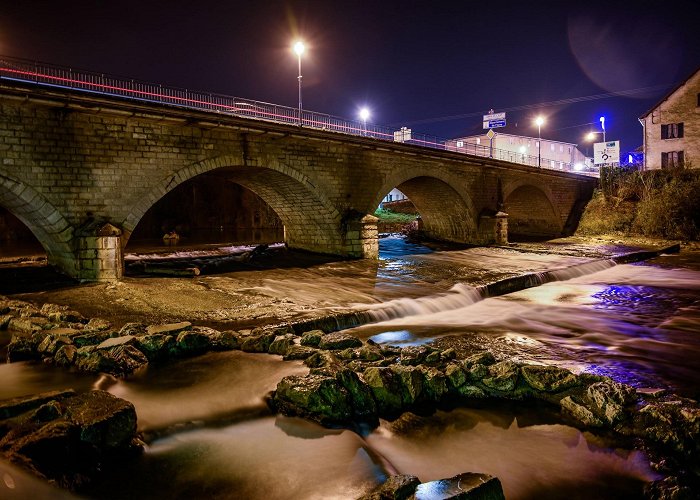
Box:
[593,141,620,165]
[486,129,495,139]
[483,112,506,129]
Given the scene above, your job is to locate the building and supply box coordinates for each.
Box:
[639,67,700,170]
[445,131,589,173]
[380,188,408,206]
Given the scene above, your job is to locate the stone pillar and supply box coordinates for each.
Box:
[344,213,379,259]
[494,211,509,245]
[75,222,124,281]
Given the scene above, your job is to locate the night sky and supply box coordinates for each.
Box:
[1,1,698,153]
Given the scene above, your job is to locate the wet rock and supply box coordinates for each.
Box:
[145,321,191,336]
[358,343,384,361]
[273,375,352,425]
[85,318,111,331]
[6,336,40,362]
[359,474,420,500]
[363,367,404,415]
[54,345,78,367]
[446,363,467,390]
[134,334,177,361]
[414,472,505,500]
[586,380,636,426]
[37,333,74,357]
[94,335,136,350]
[72,330,115,348]
[440,348,457,361]
[300,329,324,347]
[283,345,318,360]
[0,390,75,420]
[75,344,148,376]
[240,331,276,353]
[0,314,13,330]
[391,365,424,405]
[8,317,46,334]
[419,366,448,402]
[400,346,438,366]
[318,332,362,350]
[645,476,695,500]
[457,385,487,399]
[209,330,240,351]
[305,351,342,370]
[521,365,579,393]
[269,334,296,356]
[464,351,496,367]
[482,361,519,393]
[63,390,137,450]
[380,345,402,359]
[118,322,148,336]
[47,310,85,323]
[28,401,64,423]
[560,396,604,427]
[176,329,213,355]
[335,368,377,419]
[40,303,68,315]
[637,402,691,452]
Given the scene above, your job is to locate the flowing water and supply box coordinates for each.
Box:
[2,235,699,499]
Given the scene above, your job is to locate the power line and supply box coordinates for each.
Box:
[394,84,673,126]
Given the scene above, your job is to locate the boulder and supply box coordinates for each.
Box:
[363,367,405,415]
[84,318,111,331]
[418,366,448,402]
[6,336,40,362]
[283,345,318,361]
[37,333,73,357]
[586,381,636,426]
[335,368,377,418]
[118,322,147,336]
[134,334,177,361]
[273,375,352,425]
[482,361,519,393]
[300,329,324,347]
[94,335,136,350]
[318,332,362,350]
[54,345,78,367]
[63,390,137,449]
[414,472,505,500]
[209,330,240,351]
[520,365,579,393]
[3,420,80,477]
[176,330,212,355]
[72,330,116,348]
[391,365,424,405]
[304,351,342,370]
[358,343,384,361]
[560,396,604,427]
[75,344,148,376]
[0,390,75,420]
[8,317,46,334]
[359,474,420,500]
[464,351,496,367]
[446,363,467,390]
[400,346,439,366]
[268,334,296,355]
[240,331,277,353]
[0,314,12,330]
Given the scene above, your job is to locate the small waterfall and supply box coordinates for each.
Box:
[365,259,617,323]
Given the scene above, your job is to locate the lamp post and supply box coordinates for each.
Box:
[599,116,606,143]
[293,41,305,126]
[535,116,545,167]
[359,107,370,136]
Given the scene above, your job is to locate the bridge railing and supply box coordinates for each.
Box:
[0,55,593,176]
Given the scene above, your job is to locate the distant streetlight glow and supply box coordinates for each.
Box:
[359,107,370,135]
[293,41,305,125]
[574,162,584,171]
[534,116,545,167]
[599,116,606,142]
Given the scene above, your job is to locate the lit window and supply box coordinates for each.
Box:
[476,138,481,145]
[559,162,564,169]
[456,140,464,147]
[550,160,555,167]
[661,123,684,139]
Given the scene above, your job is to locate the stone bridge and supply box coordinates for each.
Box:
[0,81,597,281]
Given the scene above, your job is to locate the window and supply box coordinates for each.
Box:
[661,123,684,139]
[550,160,555,167]
[550,143,555,151]
[559,162,564,169]
[661,151,684,168]
[697,93,700,106]
[456,140,464,147]
[476,138,481,145]
[559,145,564,153]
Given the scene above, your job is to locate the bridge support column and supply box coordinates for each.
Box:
[75,222,124,281]
[344,213,379,259]
[477,211,509,246]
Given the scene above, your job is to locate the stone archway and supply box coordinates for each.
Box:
[372,167,480,243]
[0,172,75,274]
[503,181,563,238]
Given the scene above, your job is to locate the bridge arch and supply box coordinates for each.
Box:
[502,180,563,238]
[0,171,75,272]
[372,166,479,243]
[122,156,347,255]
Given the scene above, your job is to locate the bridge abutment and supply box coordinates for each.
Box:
[74,222,124,281]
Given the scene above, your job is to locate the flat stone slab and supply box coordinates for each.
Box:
[0,390,76,420]
[95,335,135,350]
[146,322,191,336]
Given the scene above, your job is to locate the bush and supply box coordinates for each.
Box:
[633,173,700,239]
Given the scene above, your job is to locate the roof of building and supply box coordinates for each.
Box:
[639,66,700,119]
[453,129,580,147]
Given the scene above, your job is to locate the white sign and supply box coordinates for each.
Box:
[593,141,620,165]
[483,112,506,121]
[482,112,506,129]
[393,127,412,142]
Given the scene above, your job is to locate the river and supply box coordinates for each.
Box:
[2,235,699,499]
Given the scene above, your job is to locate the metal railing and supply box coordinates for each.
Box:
[0,55,594,175]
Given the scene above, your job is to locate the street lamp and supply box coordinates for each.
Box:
[293,40,305,126]
[535,116,545,167]
[599,116,606,143]
[359,107,370,136]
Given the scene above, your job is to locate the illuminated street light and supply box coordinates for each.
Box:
[599,116,606,143]
[534,116,545,167]
[359,107,370,136]
[293,41,305,126]
[518,145,526,164]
